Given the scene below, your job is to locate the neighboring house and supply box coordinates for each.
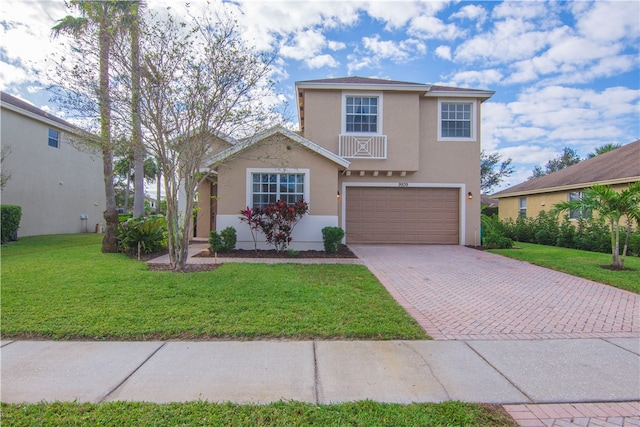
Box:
[196,76,494,249]
[491,140,640,221]
[0,92,105,237]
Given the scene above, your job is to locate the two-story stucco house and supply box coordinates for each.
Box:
[195,77,494,249]
[1,92,105,237]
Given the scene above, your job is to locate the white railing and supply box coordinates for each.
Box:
[339,134,387,159]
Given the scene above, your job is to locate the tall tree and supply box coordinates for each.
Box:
[134,8,275,271]
[553,182,640,269]
[480,150,514,193]
[587,143,622,158]
[529,147,581,180]
[52,0,125,252]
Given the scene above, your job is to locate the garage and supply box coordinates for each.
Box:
[345,187,459,244]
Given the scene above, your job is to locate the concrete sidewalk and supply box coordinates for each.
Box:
[2,338,638,406]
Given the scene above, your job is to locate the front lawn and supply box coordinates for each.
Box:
[489,242,640,294]
[1,234,428,340]
[0,401,517,427]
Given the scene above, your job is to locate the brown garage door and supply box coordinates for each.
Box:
[346,187,459,244]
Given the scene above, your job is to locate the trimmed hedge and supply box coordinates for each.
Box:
[322,226,345,254]
[1,205,21,243]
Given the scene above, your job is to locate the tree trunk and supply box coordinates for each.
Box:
[131,13,145,218]
[155,158,162,214]
[99,12,118,253]
[611,220,620,268]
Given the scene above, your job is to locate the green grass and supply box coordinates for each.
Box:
[1,234,427,340]
[489,242,640,294]
[0,401,517,426]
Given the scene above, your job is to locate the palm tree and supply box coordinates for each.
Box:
[587,143,622,158]
[553,182,640,269]
[52,1,122,252]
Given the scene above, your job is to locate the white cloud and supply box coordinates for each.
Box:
[408,15,463,40]
[305,54,339,69]
[327,40,346,51]
[447,69,503,88]
[361,35,426,62]
[434,45,451,61]
[450,4,487,24]
[575,1,640,43]
[280,29,328,60]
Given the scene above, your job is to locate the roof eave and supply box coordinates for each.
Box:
[295,81,431,93]
[491,176,640,198]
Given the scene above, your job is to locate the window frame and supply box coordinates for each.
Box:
[568,191,589,220]
[518,197,527,219]
[246,168,310,210]
[437,99,477,142]
[48,128,60,148]
[342,92,383,135]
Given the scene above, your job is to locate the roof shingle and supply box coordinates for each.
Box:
[492,140,640,197]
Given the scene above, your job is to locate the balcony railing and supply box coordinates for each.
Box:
[338,134,387,159]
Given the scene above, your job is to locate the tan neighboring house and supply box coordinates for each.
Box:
[1,92,105,237]
[491,140,640,221]
[196,76,494,249]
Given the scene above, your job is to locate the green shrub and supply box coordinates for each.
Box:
[482,230,514,249]
[557,215,577,248]
[322,226,345,254]
[481,215,513,249]
[575,216,610,253]
[532,211,559,245]
[209,227,236,253]
[118,215,167,255]
[1,205,21,243]
[118,213,132,223]
[628,231,640,257]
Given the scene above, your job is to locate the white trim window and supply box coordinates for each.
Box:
[248,169,309,209]
[48,128,60,148]
[438,100,476,141]
[343,93,382,134]
[518,197,527,219]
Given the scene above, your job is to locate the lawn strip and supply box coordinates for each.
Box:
[1,234,428,340]
[0,401,517,426]
[489,242,640,294]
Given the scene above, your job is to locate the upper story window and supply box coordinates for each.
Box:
[518,197,527,219]
[48,129,60,148]
[438,100,476,141]
[251,172,306,209]
[343,94,382,134]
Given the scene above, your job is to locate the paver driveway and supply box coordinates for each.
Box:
[350,245,639,340]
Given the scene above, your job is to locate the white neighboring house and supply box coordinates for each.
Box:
[1,92,105,237]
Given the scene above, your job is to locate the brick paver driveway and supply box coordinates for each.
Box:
[350,245,639,340]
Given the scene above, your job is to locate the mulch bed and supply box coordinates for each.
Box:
[144,245,357,272]
[193,244,357,259]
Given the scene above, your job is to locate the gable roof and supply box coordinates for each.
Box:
[1,91,79,132]
[204,125,351,170]
[492,140,640,198]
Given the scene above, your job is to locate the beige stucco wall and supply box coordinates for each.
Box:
[199,133,342,248]
[1,107,105,237]
[331,94,483,246]
[302,90,421,171]
[498,183,636,222]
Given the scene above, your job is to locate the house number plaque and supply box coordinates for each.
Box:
[398,182,409,187]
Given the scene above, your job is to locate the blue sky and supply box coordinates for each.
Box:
[2,0,639,192]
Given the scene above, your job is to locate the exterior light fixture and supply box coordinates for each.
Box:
[467,192,473,200]
[337,191,341,199]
